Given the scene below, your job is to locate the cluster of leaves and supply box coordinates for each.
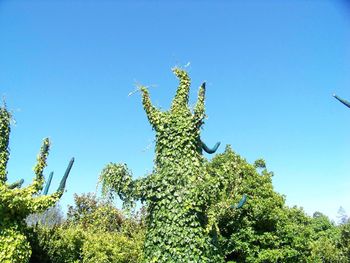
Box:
[29,193,145,263]
[0,105,68,263]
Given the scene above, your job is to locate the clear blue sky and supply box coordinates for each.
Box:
[1,1,349,220]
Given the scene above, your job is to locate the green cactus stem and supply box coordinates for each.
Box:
[8,178,24,189]
[230,194,247,209]
[43,172,54,195]
[201,140,221,154]
[57,157,74,193]
[333,94,350,108]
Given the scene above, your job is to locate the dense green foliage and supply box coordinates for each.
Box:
[29,194,144,263]
[209,147,350,262]
[98,69,350,262]
[27,145,350,263]
[0,105,72,263]
[100,68,245,262]
[2,75,349,262]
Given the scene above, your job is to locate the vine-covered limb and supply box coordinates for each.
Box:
[194,82,206,123]
[8,179,24,189]
[100,163,149,207]
[201,140,220,154]
[333,94,350,108]
[24,138,50,195]
[170,68,191,112]
[131,177,149,202]
[140,86,163,128]
[0,106,11,183]
[100,163,134,201]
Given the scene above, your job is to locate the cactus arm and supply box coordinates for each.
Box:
[8,178,24,189]
[230,194,247,209]
[57,158,74,193]
[201,140,221,154]
[43,172,54,195]
[0,106,11,183]
[140,86,163,128]
[170,68,191,112]
[194,82,206,123]
[333,94,350,108]
[27,159,74,213]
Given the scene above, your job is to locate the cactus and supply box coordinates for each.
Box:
[100,68,245,262]
[42,172,54,195]
[333,94,350,108]
[8,178,24,189]
[201,140,221,154]
[230,194,247,209]
[0,104,74,263]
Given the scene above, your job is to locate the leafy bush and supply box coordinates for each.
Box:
[30,193,145,263]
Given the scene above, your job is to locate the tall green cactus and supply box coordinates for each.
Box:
[0,105,73,263]
[100,68,244,262]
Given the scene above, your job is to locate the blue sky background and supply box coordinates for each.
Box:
[0,0,349,220]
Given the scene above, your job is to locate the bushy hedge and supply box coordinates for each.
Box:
[29,194,145,263]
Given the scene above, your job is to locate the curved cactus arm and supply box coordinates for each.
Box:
[42,172,54,195]
[0,106,11,183]
[201,140,220,154]
[140,86,163,128]
[170,68,191,112]
[57,158,74,193]
[230,194,247,209]
[333,94,350,108]
[194,82,206,123]
[8,178,24,189]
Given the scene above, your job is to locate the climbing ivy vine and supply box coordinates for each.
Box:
[0,104,73,263]
[100,68,243,262]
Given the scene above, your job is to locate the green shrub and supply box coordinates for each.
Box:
[30,193,145,263]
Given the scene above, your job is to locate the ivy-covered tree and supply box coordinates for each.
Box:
[0,104,73,263]
[100,68,243,262]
